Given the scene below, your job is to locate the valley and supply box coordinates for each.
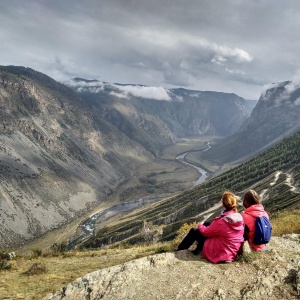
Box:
[79,130,300,249]
[1,66,300,254]
[18,136,220,253]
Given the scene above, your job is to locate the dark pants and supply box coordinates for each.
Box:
[177,224,209,252]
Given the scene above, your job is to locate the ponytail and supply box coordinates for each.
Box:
[222,191,238,212]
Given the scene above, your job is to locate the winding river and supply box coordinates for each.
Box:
[176,153,208,186]
[67,142,211,249]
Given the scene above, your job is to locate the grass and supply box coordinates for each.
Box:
[1,209,299,299]
[271,209,300,236]
[0,243,171,300]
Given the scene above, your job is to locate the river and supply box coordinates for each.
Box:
[67,143,210,249]
[176,142,210,186]
[176,153,208,186]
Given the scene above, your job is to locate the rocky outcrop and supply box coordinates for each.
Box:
[44,235,300,300]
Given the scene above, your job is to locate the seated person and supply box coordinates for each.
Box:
[242,189,271,252]
[175,191,244,264]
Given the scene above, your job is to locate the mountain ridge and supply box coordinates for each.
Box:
[201,80,300,164]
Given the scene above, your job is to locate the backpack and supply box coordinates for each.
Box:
[253,216,272,245]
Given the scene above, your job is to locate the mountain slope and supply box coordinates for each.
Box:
[81,130,300,248]
[202,81,300,164]
[0,66,153,247]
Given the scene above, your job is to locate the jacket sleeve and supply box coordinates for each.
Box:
[198,219,222,237]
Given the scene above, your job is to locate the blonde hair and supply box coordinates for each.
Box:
[243,189,260,208]
[222,191,238,212]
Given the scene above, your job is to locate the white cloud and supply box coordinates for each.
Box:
[284,81,300,94]
[211,55,227,66]
[65,79,172,101]
[294,98,300,105]
[109,91,129,99]
[65,79,106,93]
[260,82,281,99]
[113,85,171,101]
[212,45,253,63]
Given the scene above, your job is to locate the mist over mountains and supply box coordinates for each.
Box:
[66,78,251,156]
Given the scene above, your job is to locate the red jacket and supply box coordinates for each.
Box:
[198,210,244,264]
[242,204,269,251]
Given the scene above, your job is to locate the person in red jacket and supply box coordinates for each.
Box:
[242,189,270,251]
[175,191,244,264]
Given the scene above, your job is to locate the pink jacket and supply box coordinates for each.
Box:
[198,210,244,264]
[242,204,269,251]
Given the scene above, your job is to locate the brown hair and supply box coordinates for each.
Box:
[222,191,238,212]
[243,189,260,208]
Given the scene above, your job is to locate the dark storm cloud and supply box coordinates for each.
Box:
[1,0,300,99]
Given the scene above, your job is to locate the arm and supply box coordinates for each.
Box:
[198,219,222,237]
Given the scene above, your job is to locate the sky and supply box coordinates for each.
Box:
[1,0,300,100]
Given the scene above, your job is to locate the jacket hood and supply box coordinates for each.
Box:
[244,204,266,218]
[221,212,244,231]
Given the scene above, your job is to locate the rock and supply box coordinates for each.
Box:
[296,262,300,295]
[43,236,300,300]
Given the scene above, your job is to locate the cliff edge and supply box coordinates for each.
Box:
[44,235,300,300]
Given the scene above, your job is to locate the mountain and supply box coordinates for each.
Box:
[81,129,300,248]
[245,99,258,110]
[0,66,250,247]
[66,79,251,156]
[0,66,154,247]
[201,81,300,164]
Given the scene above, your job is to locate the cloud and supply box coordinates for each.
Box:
[66,79,172,101]
[211,56,227,66]
[284,81,300,95]
[111,85,172,101]
[211,44,252,63]
[109,91,129,99]
[1,0,300,100]
[65,79,106,93]
[294,98,300,105]
[260,82,282,99]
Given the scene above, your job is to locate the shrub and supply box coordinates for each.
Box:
[171,222,198,249]
[30,249,43,259]
[140,222,163,245]
[23,263,47,276]
[0,251,10,260]
[0,251,12,271]
[0,260,11,271]
[50,242,67,254]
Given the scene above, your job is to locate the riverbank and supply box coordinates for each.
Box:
[16,136,220,253]
[66,139,214,249]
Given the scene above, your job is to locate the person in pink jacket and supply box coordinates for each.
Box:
[242,189,270,251]
[175,191,244,264]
